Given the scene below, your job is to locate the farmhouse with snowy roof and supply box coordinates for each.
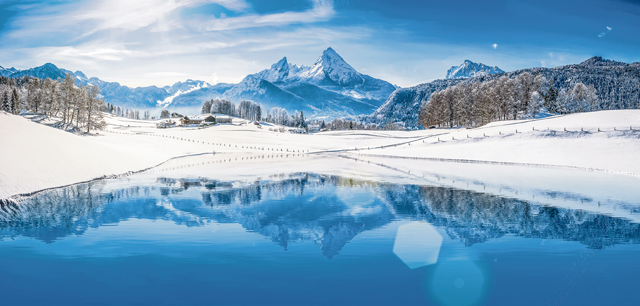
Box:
[156,119,176,129]
[180,115,215,126]
[212,115,233,124]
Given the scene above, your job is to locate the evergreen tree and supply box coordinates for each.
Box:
[11,88,19,114]
[299,110,305,127]
[544,83,559,113]
[1,91,9,112]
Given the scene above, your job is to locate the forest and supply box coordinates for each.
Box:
[418,72,599,128]
[1,74,106,133]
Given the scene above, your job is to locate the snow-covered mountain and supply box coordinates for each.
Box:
[222,47,397,117]
[3,48,397,117]
[445,60,504,79]
[1,63,223,109]
[0,65,19,77]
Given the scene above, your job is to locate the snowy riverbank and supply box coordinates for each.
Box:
[1,110,639,199]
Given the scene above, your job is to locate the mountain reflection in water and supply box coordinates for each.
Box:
[2,173,639,255]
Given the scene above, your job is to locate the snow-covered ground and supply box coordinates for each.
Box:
[356,110,640,175]
[1,110,639,200]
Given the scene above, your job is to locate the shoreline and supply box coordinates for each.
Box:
[2,110,640,200]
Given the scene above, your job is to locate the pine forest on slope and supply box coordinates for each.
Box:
[366,57,640,129]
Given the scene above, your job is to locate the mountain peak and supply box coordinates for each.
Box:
[445,60,504,79]
[311,47,363,86]
[74,70,88,80]
[271,57,289,70]
[41,63,60,69]
[322,47,338,57]
[316,47,348,66]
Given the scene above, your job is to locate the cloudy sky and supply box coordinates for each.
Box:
[1,0,639,88]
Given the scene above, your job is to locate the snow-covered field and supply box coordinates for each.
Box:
[1,110,639,200]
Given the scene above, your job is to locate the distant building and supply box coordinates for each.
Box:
[309,124,320,132]
[156,119,176,129]
[213,115,233,124]
[180,115,216,126]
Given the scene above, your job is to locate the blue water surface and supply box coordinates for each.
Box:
[1,173,639,306]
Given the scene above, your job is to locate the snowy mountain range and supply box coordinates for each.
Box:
[0,65,19,76]
[445,60,504,79]
[365,56,640,129]
[2,48,396,118]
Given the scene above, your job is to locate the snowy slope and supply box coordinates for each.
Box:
[2,110,640,200]
[359,110,640,175]
[157,79,212,107]
[445,60,504,79]
[368,56,640,128]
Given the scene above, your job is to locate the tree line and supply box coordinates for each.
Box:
[199,99,309,128]
[105,103,152,120]
[197,98,406,131]
[1,74,106,133]
[418,72,599,128]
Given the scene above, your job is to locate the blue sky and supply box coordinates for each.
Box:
[0,0,638,87]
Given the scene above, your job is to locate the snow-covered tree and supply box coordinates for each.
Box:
[528,91,544,118]
[83,85,106,133]
[201,100,212,114]
[1,90,9,112]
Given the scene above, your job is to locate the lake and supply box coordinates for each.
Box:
[1,155,639,306]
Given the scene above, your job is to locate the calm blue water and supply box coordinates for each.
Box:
[1,173,640,305]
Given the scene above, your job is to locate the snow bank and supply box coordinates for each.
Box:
[0,113,212,198]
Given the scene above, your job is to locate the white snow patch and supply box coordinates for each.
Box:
[157,83,209,107]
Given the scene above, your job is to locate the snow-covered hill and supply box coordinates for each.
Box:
[2,109,640,202]
[366,56,640,128]
[445,60,504,79]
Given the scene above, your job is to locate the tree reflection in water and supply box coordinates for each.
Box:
[1,173,639,255]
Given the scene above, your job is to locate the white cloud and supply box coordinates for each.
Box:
[492,44,498,49]
[197,0,335,32]
[5,0,251,39]
[598,26,612,38]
